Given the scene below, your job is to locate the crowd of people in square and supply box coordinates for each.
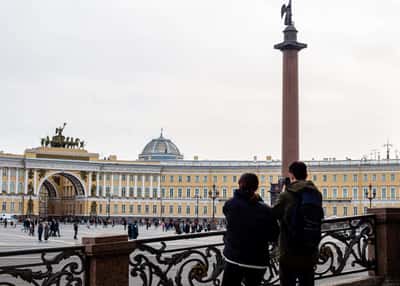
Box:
[1,160,321,286]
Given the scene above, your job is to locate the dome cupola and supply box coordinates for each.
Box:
[139,130,183,161]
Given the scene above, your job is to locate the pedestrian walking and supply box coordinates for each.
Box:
[55,220,61,237]
[44,222,49,242]
[221,173,279,286]
[73,221,78,240]
[273,161,324,286]
[38,222,43,242]
[132,221,139,239]
[29,221,35,236]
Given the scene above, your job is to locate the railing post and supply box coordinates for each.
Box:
[83,235,133,286]
[367,208,400,286]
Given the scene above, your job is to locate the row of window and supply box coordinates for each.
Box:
[1,201,23,212]
[1,168,398,185]
[1,182,25,193]
[324,206,368,217]
[91,186,268,200]
[1,169,26,177]
[322,186,398,200]
[95,204,217,216]
[312,173,397,183]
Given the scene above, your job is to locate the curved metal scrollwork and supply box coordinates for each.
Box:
[316,215,376,278]
[130,240,225,286]
[130,215,376,286]
[0,246,86,286]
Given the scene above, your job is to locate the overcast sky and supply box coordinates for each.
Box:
[1,0,400,161]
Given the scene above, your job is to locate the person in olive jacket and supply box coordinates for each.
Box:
[273,161,323,286]
[221,173,279,286]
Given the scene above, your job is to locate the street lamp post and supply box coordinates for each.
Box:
[193,194,201,222]
[158,196,163,221]
[208,184,219,229]
[107,191,111,220]
[365,183,376,208]
[27,190,33,218]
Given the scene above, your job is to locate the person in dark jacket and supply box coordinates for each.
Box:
[44,222,49,242]
[37,221,43,242]
[222,173,279,286]
[73,221,78,240]
[272,161,323,286]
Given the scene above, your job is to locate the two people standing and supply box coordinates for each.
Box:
[222,161,324,286]
[37,221,50,242]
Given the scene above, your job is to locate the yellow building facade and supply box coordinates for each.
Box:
[1,130,400,220]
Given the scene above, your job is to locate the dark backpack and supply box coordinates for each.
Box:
[286,188,323,255]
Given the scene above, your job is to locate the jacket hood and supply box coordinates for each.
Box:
[287,180,318,193]
[234,188,263,203]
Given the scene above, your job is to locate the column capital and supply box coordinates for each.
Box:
[274,25,307,51]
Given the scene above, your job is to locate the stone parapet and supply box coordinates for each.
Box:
[82,234,134,286]
[367,208,400,286]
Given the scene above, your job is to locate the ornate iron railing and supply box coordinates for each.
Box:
[0,246,86,286]
[317,214,376,279]
[129,215,376,286]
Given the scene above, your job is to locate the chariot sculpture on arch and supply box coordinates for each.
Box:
[40,122,86,149]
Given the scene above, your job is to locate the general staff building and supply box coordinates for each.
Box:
[0,130,399,220]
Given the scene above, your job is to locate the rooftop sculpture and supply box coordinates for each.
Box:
[40,123,85,149]
[281,0,293,26]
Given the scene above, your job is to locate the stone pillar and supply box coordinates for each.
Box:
[83,235,133,286]
[7,168,11,193]
[88,172,92,197]
[15,168,19,193]
[274,25,307,178]
[126,175,130,198]
[33,170,37,195]
[111,173,114,196]
[118,174,122,197]
[367,208,400,285]
[142,175,145,198]
[96,173,99,197]
[134,175,138,198]
[24,169,28,194]
[0,168,3,192]
[157,175,161,198]
[102,173,106,197]
[150,175,153,198]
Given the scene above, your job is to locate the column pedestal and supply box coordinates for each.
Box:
[367,208,400,285]
[83,235,133,286]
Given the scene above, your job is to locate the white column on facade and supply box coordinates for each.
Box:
[157,175,161,198]
[118,174,122,197]
[150,175,153,198]
[96,172,100,196]
[33,169,37,195]
[111,173,114,196]
[15,168,19,194]
[7,168,11,194]
[24,169,28,194]
[142,175,145,198]
[87,172,92,197]
[103,172,106,197]
[134,175,138,197]
[0,168,3,193]
[126,175,130,198]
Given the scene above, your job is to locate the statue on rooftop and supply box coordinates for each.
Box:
[55,122,67,137]
[281,0,293,26]
[40,123,86,149]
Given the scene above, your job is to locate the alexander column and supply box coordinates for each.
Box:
[274,0,307,178]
